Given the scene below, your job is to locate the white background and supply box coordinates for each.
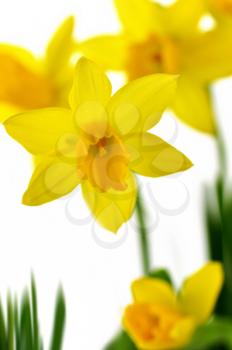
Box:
[0,0,232,349]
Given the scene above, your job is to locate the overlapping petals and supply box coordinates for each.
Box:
[78,0,232,134]
[123,262,224,349]
[4,58,192,232]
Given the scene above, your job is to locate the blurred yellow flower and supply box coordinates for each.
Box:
[4,58,192,232]
[123,262,224,349]
[0,16,75,122]
[79,0,232,134]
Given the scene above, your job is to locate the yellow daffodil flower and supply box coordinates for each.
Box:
[123,262,224,349]
[78,0,232,134]
[4,58,192,232]
[0,16,75,122]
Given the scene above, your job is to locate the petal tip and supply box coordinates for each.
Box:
[60,15,75,32]
[22,192,32,206]
[102,222,122,234]
[186,157,194,169]
[76,56,94,70]
[67,15,75,26]
[22,190,39,207]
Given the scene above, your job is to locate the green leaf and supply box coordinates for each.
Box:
[0,300,7,350]
[182,318,232,350]
[148,269,173,286]
[19,292,33,350]
[49,288,66,350]
[205,184,223,262]
[31,277,40,350]
[104,331,137,350]
[205,182,232,316]
[14,299,20,350]
[0,279,66,350]
[7,294,14,350]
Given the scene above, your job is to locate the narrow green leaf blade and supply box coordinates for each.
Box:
[31,277,39,350]
[49,288,66,350]
[182,318,232,349]
[0,300,7,350]
[14,299,20,350]
[7,294,14,350]
[19,292,33,350]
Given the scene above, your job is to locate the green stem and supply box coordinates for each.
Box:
[216,127,227,188]
[215,125,226,222]
[207,90,232,316]
[207,85,227,184]
[135,191,151,275]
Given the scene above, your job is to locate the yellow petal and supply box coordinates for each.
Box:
[69,57,112,111]
[4,108,74,154]
[23,156,81,206]
[0,102,18,123]
[0,45,57,110]
[132,277,177,308]
[114,0,154,41]
[75,101,108,139]
[108,74,177,136]
[183,27,232,83]
[163,0,205,37]
[171,318,196,348]
[172,76,216,134]
[81,172,137,232]
[125,132,192,177]
[78,35,128,71]
[0,44,39,73]
[179,262,224,324]
[45,16,75,77]
[150,3,168,35]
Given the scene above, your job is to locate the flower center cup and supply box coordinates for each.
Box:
[0,53,57,109]
[126,35,180,80]
[124,303,188,348]
[76,133,129,192]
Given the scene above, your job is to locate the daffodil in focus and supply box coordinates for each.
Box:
[4,58,192,232]
[123,262,224,349]
[78,0,232,134]
[0,16,75,122]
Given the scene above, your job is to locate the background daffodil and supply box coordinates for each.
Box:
[4,57,192,232]
[78,0,232,134]
[0,16,75,122]
[123,262,224,350]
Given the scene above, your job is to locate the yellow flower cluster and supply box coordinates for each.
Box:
[0,1,230,349]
